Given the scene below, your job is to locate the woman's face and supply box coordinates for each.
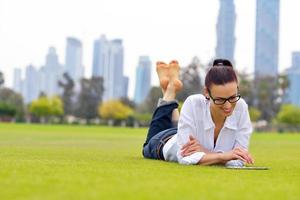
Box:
[205,81,239,118]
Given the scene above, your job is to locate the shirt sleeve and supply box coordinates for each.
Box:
[228,101,253,166]
[176,96,205,165]
[234,101,253,149]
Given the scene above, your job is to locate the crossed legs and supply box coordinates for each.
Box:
[156,60,182,122]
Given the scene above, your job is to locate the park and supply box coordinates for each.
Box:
[0,123,299,200]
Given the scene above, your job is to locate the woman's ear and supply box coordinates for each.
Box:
[203,87,210,100]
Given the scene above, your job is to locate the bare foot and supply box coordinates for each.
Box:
[156,61,169,94]
[168,60,183,92]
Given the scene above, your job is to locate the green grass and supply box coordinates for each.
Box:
[0,123,299,200]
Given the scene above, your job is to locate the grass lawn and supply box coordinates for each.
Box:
[0,123,299,200]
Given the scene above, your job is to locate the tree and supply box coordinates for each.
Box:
[0,102,16,120]
[58,72,75,115]
[0,71,4,87]
[75,76,104,123]
[248,107,261,122]
[276,104,300,125]
[253,76,282,122]
[120,97,136,109]
[0,87,24,121]
[99,100,133,121]
[136,86,162,113]
[177,57,204,102]
[29,96,63,123]
[238,71,255,106]
[236,73,290,122]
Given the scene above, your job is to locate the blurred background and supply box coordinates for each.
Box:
[0,0,299,131]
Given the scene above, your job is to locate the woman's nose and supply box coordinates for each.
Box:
[223,101,232,109]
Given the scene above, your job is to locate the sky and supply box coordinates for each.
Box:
[0,0,300,98]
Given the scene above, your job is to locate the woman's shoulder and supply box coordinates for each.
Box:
[183,94,208,112]
[185,94,207,105]
[234,97,249,113]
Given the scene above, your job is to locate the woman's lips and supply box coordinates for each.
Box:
[223,109,232,114]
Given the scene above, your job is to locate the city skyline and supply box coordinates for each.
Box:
[1,0,300,99]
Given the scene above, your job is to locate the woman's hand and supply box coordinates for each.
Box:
[181,135,209,157]
[221,147,254,164]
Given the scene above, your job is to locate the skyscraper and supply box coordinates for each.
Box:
[92,35,109,77]
[286,52,300,106]
[13,68,22,94]
[24,65,39,103]
[134,56,152,104]
[65,37,84,87]
[40,47,63,96]
[92,35,128,101]
[254,0,280,78]
[215,0,236,63]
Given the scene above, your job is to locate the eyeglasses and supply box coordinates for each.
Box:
[208,91,241,105]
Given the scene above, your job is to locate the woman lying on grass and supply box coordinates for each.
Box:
[142,59,254,166]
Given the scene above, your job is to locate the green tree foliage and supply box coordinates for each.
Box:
[0,102,16,117]
[248,107,261,122]
[58,72,75,115]
[0,87,24,121]
[276,104,300,125]
[133,113,152,122]
[29,96,63,121]
[75,77,104,123]
[99,100,133,120]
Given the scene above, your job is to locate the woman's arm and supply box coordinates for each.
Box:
[181,135,254,165]
[223,100,254,167]
[176,97,205,165]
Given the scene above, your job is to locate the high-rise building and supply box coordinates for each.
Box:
[24,65,39,103]
[254,0,280,78]
[13,68,22,94]
[134,56,152,104]
[40,47,63,96]
[286,52,300,106]
[92,35,109,77]
[65,37,84,87]
[92,35,128,101]
[215,0,236,63]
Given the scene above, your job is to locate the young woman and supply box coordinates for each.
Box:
[142,59,254,166]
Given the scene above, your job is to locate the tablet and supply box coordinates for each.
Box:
[226,166,269,170]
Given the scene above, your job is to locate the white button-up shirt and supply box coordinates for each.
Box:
[163,94,253,166]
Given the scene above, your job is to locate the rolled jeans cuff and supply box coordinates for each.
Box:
[157,98,178,107]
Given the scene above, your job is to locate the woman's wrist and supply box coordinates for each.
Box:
[218,152,227,162]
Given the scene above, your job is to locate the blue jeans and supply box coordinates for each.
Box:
[142,102,178,160]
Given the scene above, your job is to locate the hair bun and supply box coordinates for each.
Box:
[213,59,233,67]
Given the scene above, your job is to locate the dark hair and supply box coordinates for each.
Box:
[205,59,238,90]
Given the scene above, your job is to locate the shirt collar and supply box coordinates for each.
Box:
[224,114,238,130]
[204,101,238,131]
[204,101,215,130]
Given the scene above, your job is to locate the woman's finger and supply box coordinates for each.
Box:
[236,148,251,164]
[181,147,199,156]
[234,154,248,163]
[182,150,199,157]
[181,141,191,149]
